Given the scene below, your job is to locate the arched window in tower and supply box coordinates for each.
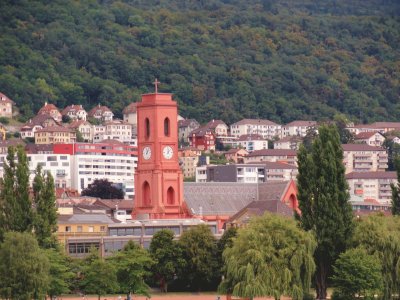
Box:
[166,186,175,205]
[143,181,151,206]
[164,117,170,136]
[145,118,150,139]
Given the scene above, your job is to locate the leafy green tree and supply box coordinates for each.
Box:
[76,129,85,142]
[178,224,219,291]
[351,215,400,300]
[0,146,33,240]
[216,226,237,274]
[219,213,316,300]
[149,229,185,292]
[111,240,154,298]
[0,232,50,300]
[81,255,118,300]
[81,178,124,199]
[46,247,74,299]
[296,124,354,299]
[33,165,58,248]
[332,247,382,299]
[391,156,400,215]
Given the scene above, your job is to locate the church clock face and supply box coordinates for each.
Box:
[142,146,152,160]
[163,146,173,159]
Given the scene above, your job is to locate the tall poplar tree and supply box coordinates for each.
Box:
[33,165,58,248]
[296,124,354,299]
[390,156,400,215]
[0,146,33,240]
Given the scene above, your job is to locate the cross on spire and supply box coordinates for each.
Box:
[153,78,160,94]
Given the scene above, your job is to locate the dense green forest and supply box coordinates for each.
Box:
[0,0,399,124]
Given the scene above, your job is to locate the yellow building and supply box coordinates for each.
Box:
[35,125,76,144]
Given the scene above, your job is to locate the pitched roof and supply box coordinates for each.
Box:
[284,120,317,127]
[68,120,91,129]
[275,136,303,143]
[205,119,228,129]
[246,149,297,157]
[178,119,199,128]
[225,148,248,155]
[58,213,119,224]
[24,114,58,127]
[103,120,131,126]
[88,104,113,117]
[0,139,25,148]
[190,127,214,137]
[122,102,137,114]
[342,144,385,151]
[61,104,86,115]
[38,102,59,114]
[36,125,74,133]
[371,122,400,129]
[0,92,15,104]
[231,119,279,126]
[183,181,291,216]
[247,161,297,169]
[346,171,397,180]
[95,199,134,210]
[25,143,54,154]
[354,132,383,139]
[237,134,266,141]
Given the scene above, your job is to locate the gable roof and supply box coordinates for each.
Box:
[354,132,383,139]
[284,120,317,127]
[88,104,113,117]
[206,119,228,129]
[178,119,199,128]
[231,119,279,126]
[122,102,137,114]
[68,120,92,129]
[24,114,58,127]
[36,125,74,133]
[58,213,119,224]
[246,149,297,157]
[0,92,15,105]
[61,104,86,115]
[38,102,59,114]
[275,136,303,143]
[190,127,214,137]
[342,144,385,151]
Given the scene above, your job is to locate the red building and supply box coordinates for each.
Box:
[189,127,216,151]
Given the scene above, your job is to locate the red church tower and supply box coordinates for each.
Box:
[132,81,190,219]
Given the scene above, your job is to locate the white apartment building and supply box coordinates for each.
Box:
[93,120,133,144]
[195,165,208,183]
[230,119,281,140]
[234,134,269,152]
[346,171,397,204]
[244,149,297,166]
[273,136,303,150]
[281,121,317,137]
[342,144,388,174]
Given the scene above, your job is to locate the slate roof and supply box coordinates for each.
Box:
[58,213,119,224]
[24,114,58,127]
[95,199,134,210]
[178,119,199,128]
[183,181,291,216]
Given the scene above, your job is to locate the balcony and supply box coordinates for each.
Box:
[354,189,364,195]
[56,172,67,177]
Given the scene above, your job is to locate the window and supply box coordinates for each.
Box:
[164,118,170,136]
[145,118,150,139]
[100,226,106,232]
[77,226,82,232]
[88,226,94,233]
[65,226,71,232]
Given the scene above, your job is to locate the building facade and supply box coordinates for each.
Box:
[230,119,281,140]
[281,120,317,137]
[342,144,388,174]
[35,126,76,144]
[0,92,14,118]
[244,149,297,165]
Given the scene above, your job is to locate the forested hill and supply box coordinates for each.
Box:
[0,0,399,124]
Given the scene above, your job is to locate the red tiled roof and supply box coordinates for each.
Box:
[24,114,58,127]
[247,149,297,157]
[346,171,397,180]
[205,119,227,129]
[232,118,279,126]
[122,102,137,114]
[68,120,91,129]
[61,104,85,115]
[342,144,385,151]
[354,132,382,139]
[0,92,15,105]
[88,104,112,117]
[36,125,74,133]
[190,127,214,137]
[38,102,59,114]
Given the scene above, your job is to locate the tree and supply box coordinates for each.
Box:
[76,129,85,142]
[81,178,124,199]
[33,165,58,248]
[296,124,354,299]
[391,156,400,215]
[219,213,316,300]
[111,240,154,298]
[0,146,33,240]
[351,215,400,300]
[81,254,118,300]
[331,247,382,299]
[216,227,237,274]
[178,224,219,291]
[0,232,50,300]
[149,229,185,292]
[46,247,74,299]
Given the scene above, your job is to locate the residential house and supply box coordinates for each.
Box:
[178,148,202,178]
[205,119,229,137]
[61,105,87,121]
[274,136,303,150]
[342,144,388,174]
[281,120,317,137]
[0,139,25,154]
[35,125,76,144]
[68,120,94,142]
[93,120,133,144]
[122,102,137,126]
[230,119,281,140]
[0,92,15,118]
[38,102,62,122]
[244,149,297,166]
[88,104,114,122]
[235,134,269,152]
[346,171,397,204]
[224,148,248,163]
[20,114,59,139]
[189,127,216,151]
[178,119,200,144]
[354,132,385,147]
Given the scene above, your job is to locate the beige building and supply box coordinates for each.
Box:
[205,119,229,137]
[88,104,114,122]
[342,144,388,174]
[0,92,15,118]
[281,120,317,137]
[178,148,202,178]
[38,102,62,122]
[346,171,397,204]
[178,119,200,144]
[20,114,59,139]
[122,103,137,126]
[93,120,132,144]
[354,132,385,147]
[35,126,76,144]
[230,119,281,140]
[244,149,297,166]
[274,136,303,150]
[68,120,94,142]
